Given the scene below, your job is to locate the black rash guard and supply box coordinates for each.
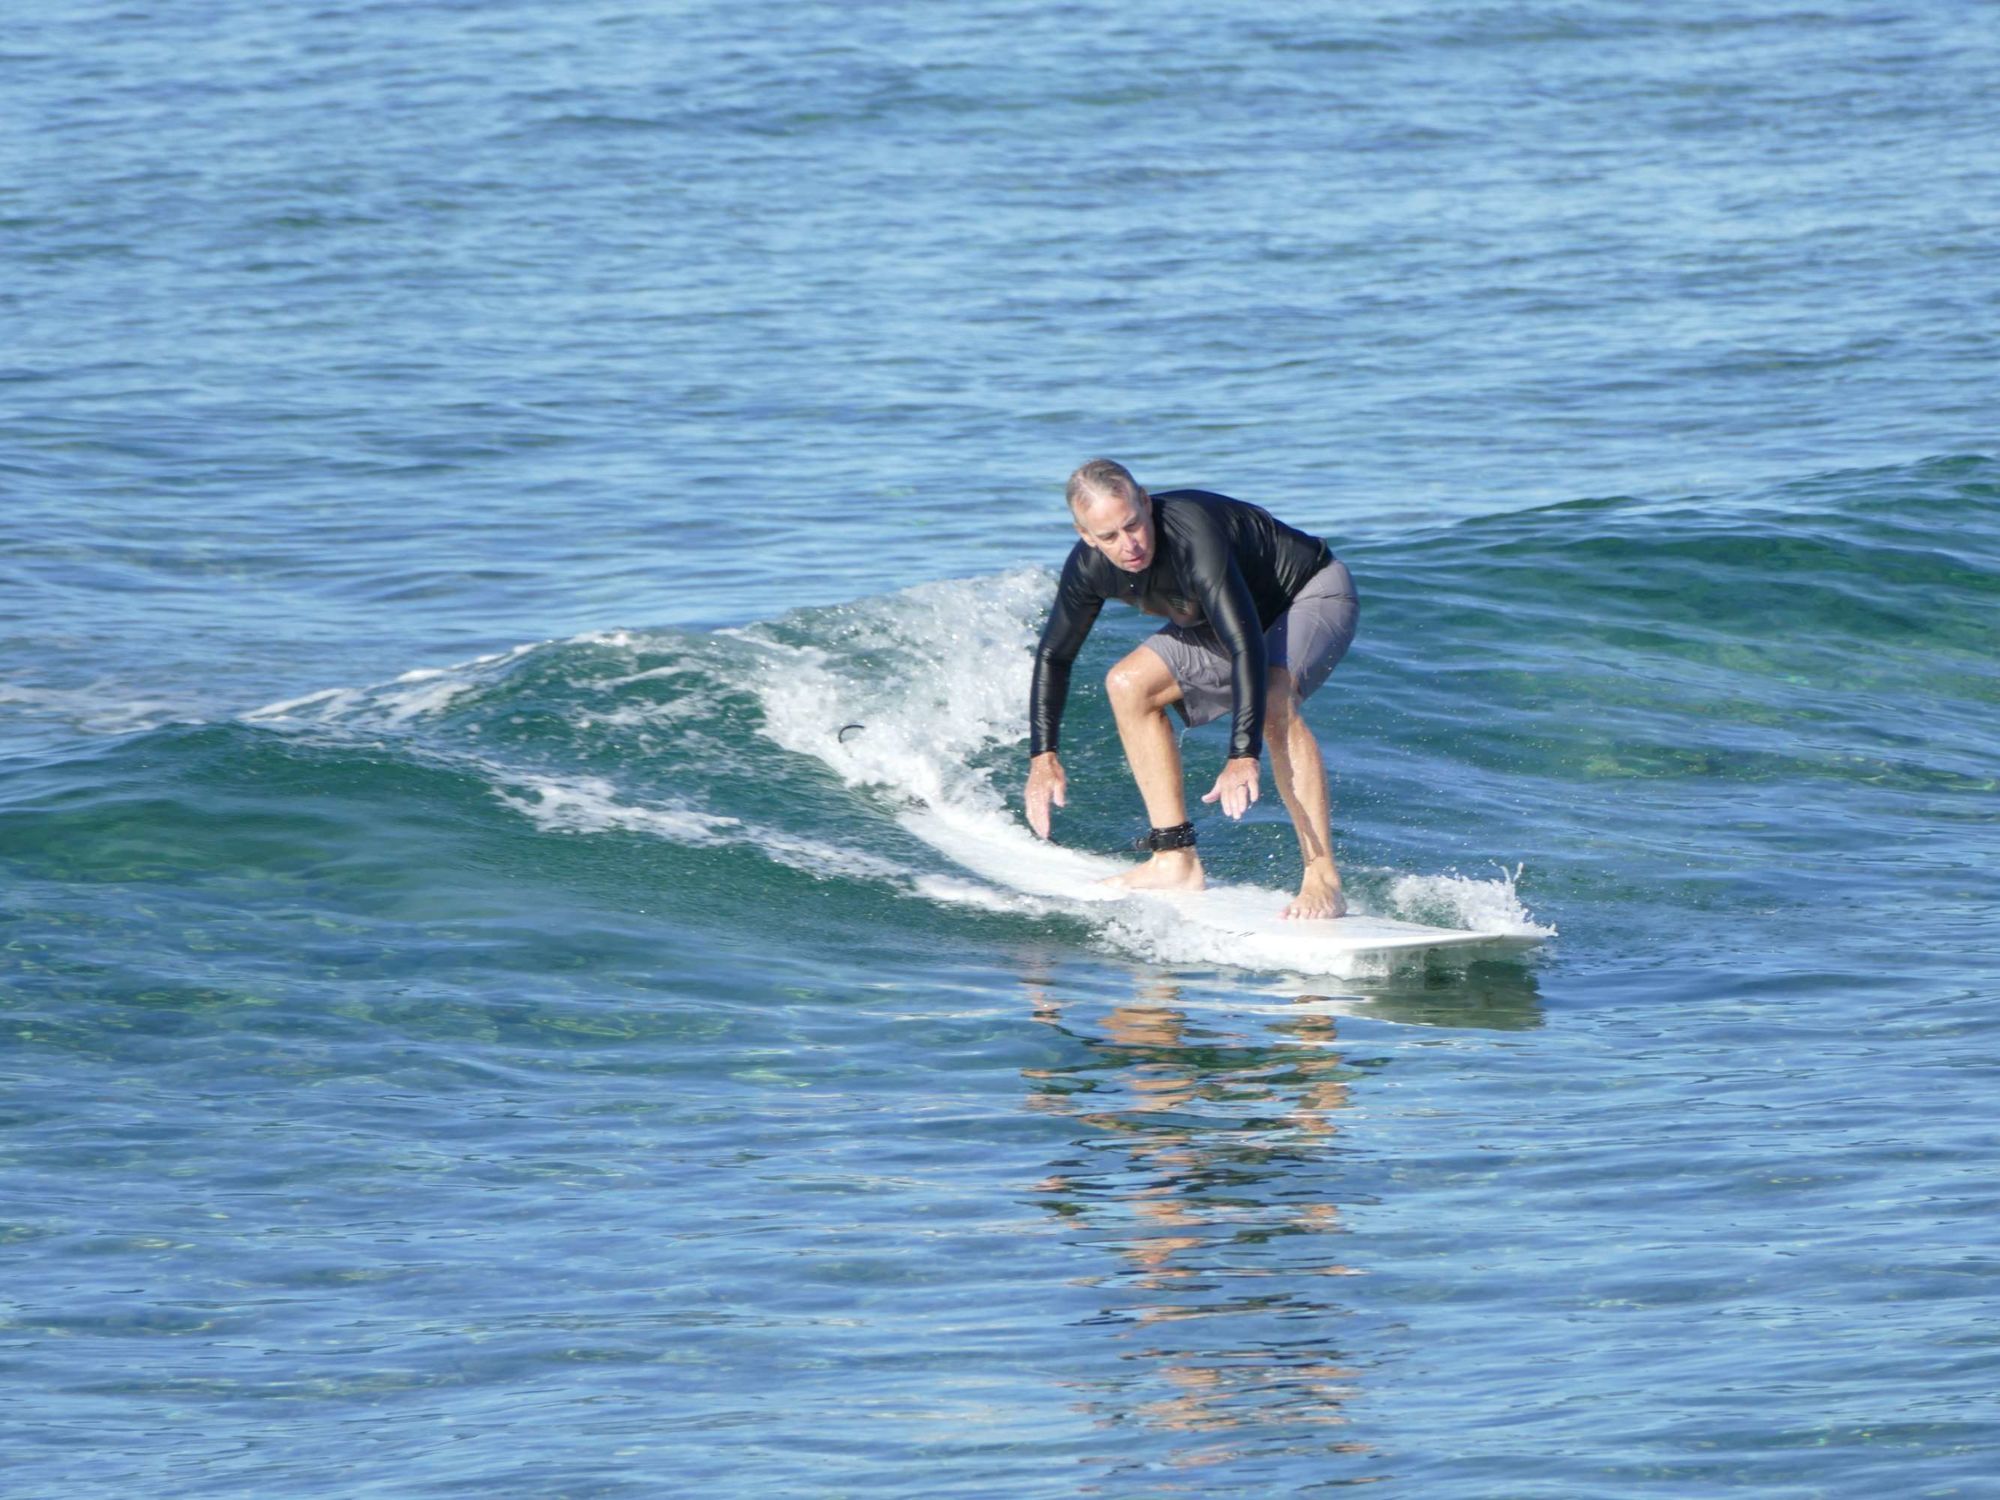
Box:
[1029,489,1333,762]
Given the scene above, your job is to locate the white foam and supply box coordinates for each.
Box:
[752,829,917,885]
[490,767,926,890]
[246,686,359,721]
[0,681,203,736]
[238,632,935,893]
[246,641,542,729]
[741,568,1049,813]
[573,698,715,732]
[1381,864,1556,938]
[494,771,740,843]
[376,671,483,725]
[911,874,1060,917]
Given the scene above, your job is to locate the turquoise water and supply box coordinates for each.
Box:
[5,2,1998,1494]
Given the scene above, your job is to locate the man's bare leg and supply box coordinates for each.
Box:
[1101,646,1205,893]
[1265,666,1346,919]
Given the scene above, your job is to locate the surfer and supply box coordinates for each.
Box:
[1024,459,1359,920]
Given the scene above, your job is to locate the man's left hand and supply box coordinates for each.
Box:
[1201,756,1261,820]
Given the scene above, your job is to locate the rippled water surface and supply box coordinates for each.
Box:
[5,2,1998,1495]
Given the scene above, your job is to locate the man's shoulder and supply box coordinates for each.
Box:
[1152,489,1242,527]
[1057,538,1111,591]
[1152,489,1241,546]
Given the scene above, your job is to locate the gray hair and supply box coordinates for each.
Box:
[1066,457,1146,515]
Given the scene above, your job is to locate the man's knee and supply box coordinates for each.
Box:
[1106,653,1173,715]
[1104,663,1150,714]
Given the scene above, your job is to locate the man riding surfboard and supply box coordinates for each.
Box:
[1024,459,1359,920]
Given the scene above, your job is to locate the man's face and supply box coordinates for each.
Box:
[1073,487,1154,573]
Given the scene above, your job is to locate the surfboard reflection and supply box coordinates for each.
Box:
[1017,970,1379,1470]
[1012,952,1543,1470]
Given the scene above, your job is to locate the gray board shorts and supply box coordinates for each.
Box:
[1142,558,1358,730]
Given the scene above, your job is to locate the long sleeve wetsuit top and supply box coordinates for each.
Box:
[1029,489,1332,763]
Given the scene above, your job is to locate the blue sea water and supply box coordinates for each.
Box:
[4,1,1998,1494]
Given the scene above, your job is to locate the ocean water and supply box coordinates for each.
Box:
[4,1,1997,1495]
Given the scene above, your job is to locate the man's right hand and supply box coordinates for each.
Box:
[1025,752,1067,839]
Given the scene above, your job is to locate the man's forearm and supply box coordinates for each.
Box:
[1028,653,1073,757]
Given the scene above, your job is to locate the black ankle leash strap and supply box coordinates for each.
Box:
[1142,820,1198,852]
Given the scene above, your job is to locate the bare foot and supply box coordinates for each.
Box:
[1284,863,1347,920]
[1100,850,1206,894]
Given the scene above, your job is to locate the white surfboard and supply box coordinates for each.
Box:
[900,805,1542,975]
[1148,881,1503,952]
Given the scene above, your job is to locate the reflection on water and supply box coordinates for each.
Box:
[1021,973,1377,1476]
[1352,951,1547,1032]
[1015,953,1543,1478]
